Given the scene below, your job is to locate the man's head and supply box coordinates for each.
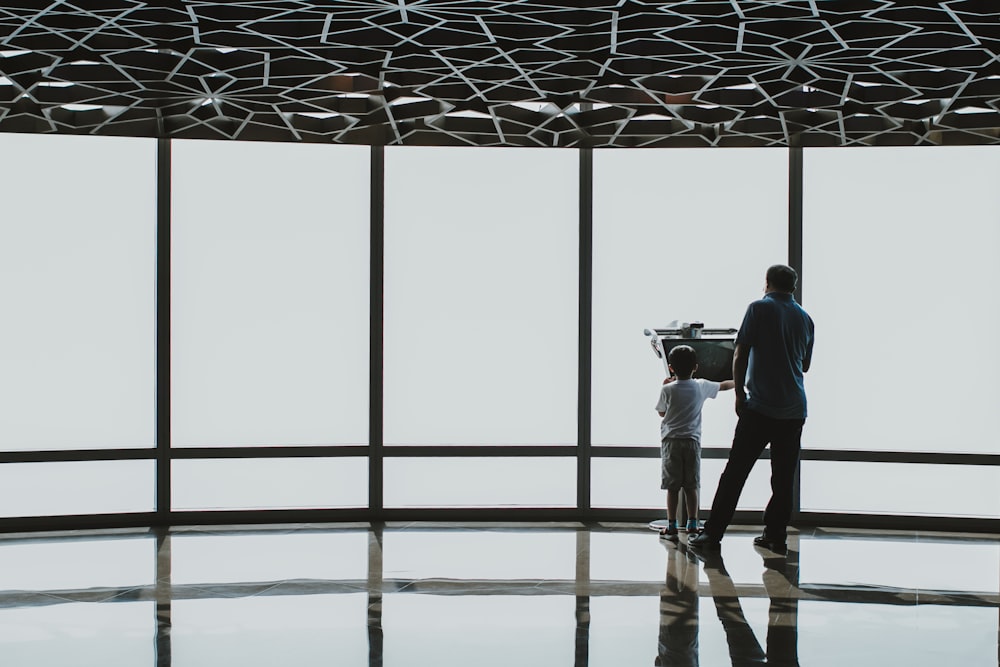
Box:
[765,264,798,294]
[667,345,698,379]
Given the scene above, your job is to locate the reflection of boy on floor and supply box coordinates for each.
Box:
[656,345,734,537]
[655,540,699,667]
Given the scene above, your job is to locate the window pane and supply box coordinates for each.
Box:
[172,140,369,447]
[383,457,575,507]
[0,461,154,517]
[591,457,773,511]
[0,134,155,451]
[592,148,787,447]
[384,147,578,446]
[172,458,367,510]
[801,461,1000,518]
[803,146,1000,453]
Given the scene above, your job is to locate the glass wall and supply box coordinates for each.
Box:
[801,146,1000,520]
[0,133,995,525]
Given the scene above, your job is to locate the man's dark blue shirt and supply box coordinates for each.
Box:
[736,292,814,420]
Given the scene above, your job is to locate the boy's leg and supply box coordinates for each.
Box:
[683,487,698,521]
[685,440,700,529]
[683,487,699,533]
[666,489,679,521]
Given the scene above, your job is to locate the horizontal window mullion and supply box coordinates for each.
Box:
[383,445,576,457]
[171,446,369,459]
[0,449,155,464]
[801,449,1000,466]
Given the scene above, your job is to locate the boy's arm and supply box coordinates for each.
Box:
[719,380,735,391]
[656,383,670,418]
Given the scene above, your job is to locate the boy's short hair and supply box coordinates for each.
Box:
[667,345,697,377]
[766,264,798,293]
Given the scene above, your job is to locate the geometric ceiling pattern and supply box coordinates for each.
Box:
[2,1,1000,147]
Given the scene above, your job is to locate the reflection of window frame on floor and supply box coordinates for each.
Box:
[1,525,995,666]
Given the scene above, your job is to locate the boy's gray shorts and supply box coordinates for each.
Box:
[660,437,701,491]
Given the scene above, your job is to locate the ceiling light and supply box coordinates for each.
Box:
[954,106,994,115]
[511,102,548,112]
[389,96,429,106]
[446,110,492,119]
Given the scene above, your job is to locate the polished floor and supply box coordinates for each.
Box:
[0,522,996,666]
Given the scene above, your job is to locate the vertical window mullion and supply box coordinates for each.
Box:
[370,145,385,514]
[156,137,171,520]
[578,147,593,515]
[788,145,804,520]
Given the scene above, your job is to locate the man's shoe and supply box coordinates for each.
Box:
[687,531,721,549]
[752,534,787,555]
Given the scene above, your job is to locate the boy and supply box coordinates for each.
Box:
[656,345,734,537]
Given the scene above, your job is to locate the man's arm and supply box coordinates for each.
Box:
[732,343,749,414]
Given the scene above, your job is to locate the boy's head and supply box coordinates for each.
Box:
[667,345,698,379]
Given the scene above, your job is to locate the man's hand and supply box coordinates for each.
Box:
[663,376,676,385]
[734,391,746,416]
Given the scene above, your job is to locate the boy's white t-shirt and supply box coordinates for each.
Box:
[656,378,721,442]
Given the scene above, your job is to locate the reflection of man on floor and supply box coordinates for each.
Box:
[694,546,800,666]
[656,542,699,666]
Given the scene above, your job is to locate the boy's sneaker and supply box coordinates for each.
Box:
[685,520,700,534]
[659,524,679,538]
[752,534,788,555]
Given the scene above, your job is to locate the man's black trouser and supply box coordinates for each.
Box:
[703,409,805,542]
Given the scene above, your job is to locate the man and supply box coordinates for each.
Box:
[689,264,814,554]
